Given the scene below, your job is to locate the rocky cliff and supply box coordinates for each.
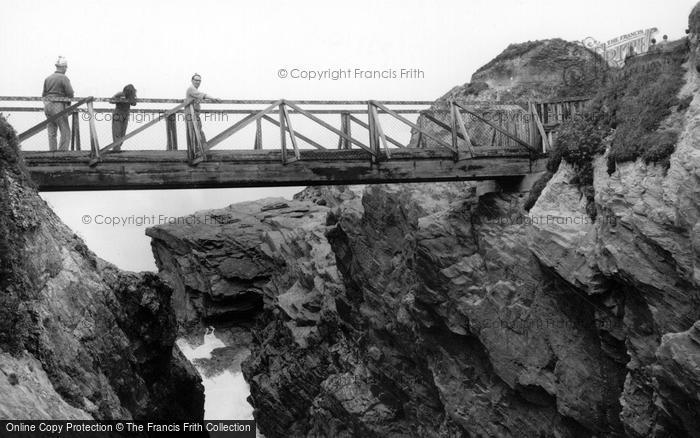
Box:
[458,38,606,102]
[528,28,700,433]
[0,116,204,420]
[151,182,636,436]
[407,38,605,150]
[146,9,700,438]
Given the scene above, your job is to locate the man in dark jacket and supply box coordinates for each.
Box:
[42,56,74,151]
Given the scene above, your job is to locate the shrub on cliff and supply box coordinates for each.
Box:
[0,114,31,184]
[555,112,608,185]
[462,81,490,97]
[527,40,691,211]
[525,111,608,213]
[604,42,689,172]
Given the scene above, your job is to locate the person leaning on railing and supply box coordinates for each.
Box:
[109,84,137,151]
[185,73,220,146]
[42,56,74,151]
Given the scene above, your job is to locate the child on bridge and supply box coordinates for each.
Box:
[110,84,137,151]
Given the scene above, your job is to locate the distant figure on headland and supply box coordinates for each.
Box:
[110,84,137,151]
[185,73,220,146]
[42,56,74,151]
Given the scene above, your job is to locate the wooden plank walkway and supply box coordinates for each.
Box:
[23,149,546,191]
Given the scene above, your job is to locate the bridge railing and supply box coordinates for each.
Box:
[0,96,584,165]
[530,96,592,151]
[13,96,105,157]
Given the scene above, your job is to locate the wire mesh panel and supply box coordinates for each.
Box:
[372,112,420,148]
[409,103,533,153]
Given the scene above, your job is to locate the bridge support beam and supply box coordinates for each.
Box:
[23,149,546,191]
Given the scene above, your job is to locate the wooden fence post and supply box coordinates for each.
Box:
[281,102,300,161]
[416,115,424,148]
[279,103,287,164]
[338,112,351,150]
[166,113,178,150]
[528,101,540,153]
[450,101,459,160]
[86,100,100,159]
[367,102,379,161]
[71,111,81,151]
[254,118,262,150]
[370,104,390,159]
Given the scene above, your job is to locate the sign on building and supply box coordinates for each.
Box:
[579,28,658,67]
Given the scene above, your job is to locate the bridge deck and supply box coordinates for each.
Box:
[23,148,546,191]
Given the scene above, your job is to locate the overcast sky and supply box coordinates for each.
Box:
[1,0,696,271]
[2,0,695,100]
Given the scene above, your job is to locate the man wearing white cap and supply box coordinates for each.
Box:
[42,56,74,151]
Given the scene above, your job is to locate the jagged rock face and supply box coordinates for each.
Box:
[528,33,700,437]
[468,39,606,101]
[0,353,93,420]
[234,183,629,438]
[654,321,700,435]
[151,181,630,435]
[146,189,353,332]
[0,116,204,420]
[432,38,605,106]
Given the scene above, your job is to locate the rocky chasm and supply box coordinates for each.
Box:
[149,159,698,437]
[149,153,700,437]
[148,24,699,438]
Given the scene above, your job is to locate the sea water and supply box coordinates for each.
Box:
[177,331,255,422]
